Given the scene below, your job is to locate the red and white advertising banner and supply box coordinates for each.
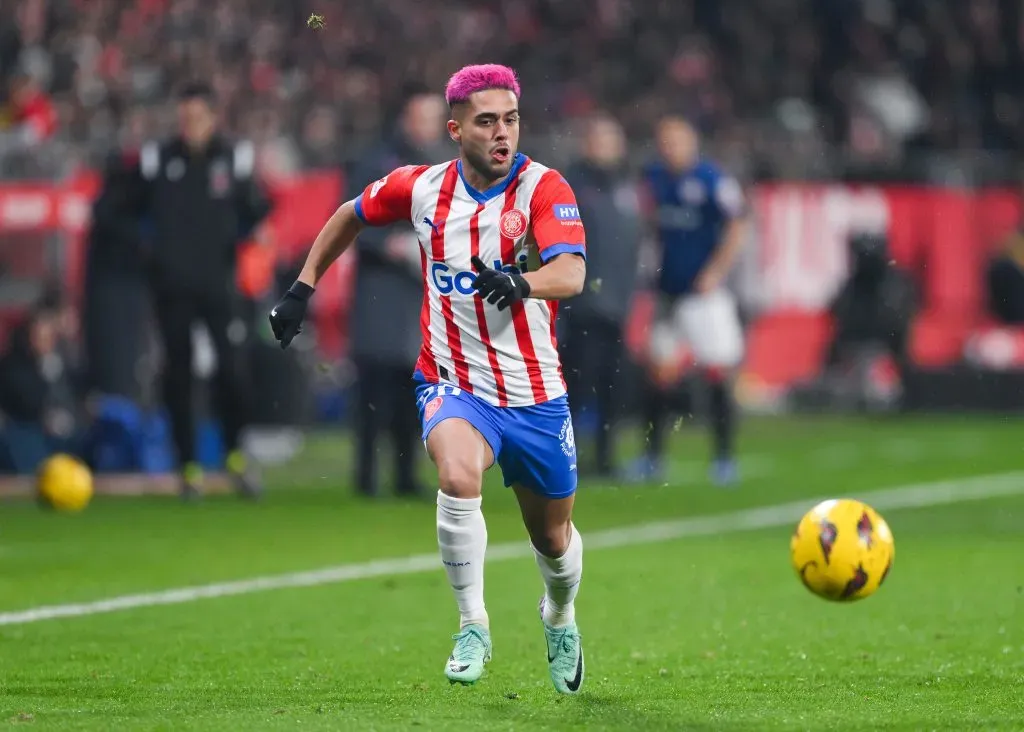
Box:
[1,177,1021,374]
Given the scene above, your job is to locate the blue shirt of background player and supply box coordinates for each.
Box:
[644,159,744,296]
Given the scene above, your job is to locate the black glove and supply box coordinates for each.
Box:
[269,281,314,349]
[470,255,531,311]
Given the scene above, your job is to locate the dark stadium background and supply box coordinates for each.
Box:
[2,1,1023,482]
[0,4,1022,728]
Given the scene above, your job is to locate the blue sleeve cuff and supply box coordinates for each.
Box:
[540,243,587,263]
[353,194,369,224]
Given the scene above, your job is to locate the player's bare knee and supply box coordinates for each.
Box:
[436,459,483,499]
[532,521,572,558]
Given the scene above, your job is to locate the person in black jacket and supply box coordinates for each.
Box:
[824,231,916,378]
[83,150,150,402]
[560,114,642,476]
[346,93,450,498]
[987,227,1024,325]
[0,307,83,474]
[119,82,273,500]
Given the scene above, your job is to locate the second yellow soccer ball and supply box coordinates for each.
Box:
[790,498,895,602]
[37,453,94,512]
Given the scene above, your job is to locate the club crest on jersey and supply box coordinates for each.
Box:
[370,175,389,198]
[614,186,640,214]
[680,178,706,205]
[500,208,528,239]
[166,158,185,181]
[424,396,443,422]
[209,160,230,197]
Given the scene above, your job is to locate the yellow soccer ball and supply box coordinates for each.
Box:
[790,498,895,602]
[37,454,94,512]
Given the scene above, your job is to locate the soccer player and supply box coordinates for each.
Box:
[268,65,587,694]
[626,115,748,486]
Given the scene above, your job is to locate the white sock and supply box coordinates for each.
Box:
[436,491,489,629]
[534,523,583,628]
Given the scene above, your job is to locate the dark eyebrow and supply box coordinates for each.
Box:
[474,109,519,122]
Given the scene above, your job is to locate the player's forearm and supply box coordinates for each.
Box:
[297,200,365,287]
[524,254,586,300]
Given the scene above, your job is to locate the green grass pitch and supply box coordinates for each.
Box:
[1,415,1022,731]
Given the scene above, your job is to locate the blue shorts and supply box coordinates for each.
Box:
[415,382,577,499]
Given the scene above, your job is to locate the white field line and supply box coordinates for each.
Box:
[2,471,1023,627]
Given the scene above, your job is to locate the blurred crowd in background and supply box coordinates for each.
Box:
[0,0,1022,488]
[2,0,1024,182]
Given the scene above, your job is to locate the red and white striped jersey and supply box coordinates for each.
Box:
[354,153,587,407]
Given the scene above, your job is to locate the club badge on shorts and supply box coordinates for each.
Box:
[424,396,444,422]
[559,416,576,458]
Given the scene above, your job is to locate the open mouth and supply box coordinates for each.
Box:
[491,146,510,163]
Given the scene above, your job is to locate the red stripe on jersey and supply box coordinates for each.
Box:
[499,166,548,403]
[414,246,439,382]
[431,163,473,391]
[469,203,509,406]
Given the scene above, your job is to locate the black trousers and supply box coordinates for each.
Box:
[83,272,148,399]
[988,256,1024,324]
[153,288,251,467]
[353,358,420,496]
[560,312,624,475]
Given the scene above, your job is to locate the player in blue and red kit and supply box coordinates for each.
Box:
[626,116,749,486]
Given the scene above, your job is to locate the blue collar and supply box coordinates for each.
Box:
[457,153,526,204]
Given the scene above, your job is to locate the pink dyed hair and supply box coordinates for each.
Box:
[444,64,521,106]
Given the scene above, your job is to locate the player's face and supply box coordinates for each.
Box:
[657,119,699,172]
[29,314,58,357]
[584,117,625,168]
[448,89,520,183]
[178,98,217,148]
[402,94,447,148]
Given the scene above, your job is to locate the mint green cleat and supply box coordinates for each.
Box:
[539,598,585,694]
[444,624,492,685]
